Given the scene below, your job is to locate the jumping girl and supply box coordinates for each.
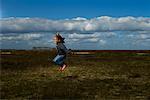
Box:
[53,33,71,71]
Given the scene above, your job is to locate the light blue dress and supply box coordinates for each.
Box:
[53,42,70,66]
[53,55,65,65]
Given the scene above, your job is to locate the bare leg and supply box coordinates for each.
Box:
[61,64,67,71]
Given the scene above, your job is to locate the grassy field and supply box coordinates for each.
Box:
[0,50,150,99]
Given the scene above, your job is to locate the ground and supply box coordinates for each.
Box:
[0,50,150,99]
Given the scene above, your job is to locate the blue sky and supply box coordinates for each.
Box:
[2,0,150,18]
[0,0,150,50]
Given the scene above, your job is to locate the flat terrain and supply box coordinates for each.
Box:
[0,50,150,99]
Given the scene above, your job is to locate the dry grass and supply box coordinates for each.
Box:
[0,50,150,99]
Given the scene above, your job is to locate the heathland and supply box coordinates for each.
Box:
[1,50,150,99]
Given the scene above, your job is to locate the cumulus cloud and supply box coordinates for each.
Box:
[1,16,150,50]
[65,32,112,46]
[0,33,43,41]
[0,16,150,33]
[1,31,150,49]
[67,32,115,42]
[68,32,100,39]
[127,31,150,40]
[62,33,94,43]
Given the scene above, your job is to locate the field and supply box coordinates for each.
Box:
[0,50,150,99]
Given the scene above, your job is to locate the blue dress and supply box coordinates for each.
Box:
[53,42,70,66]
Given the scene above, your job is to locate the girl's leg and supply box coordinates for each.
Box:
[60,63,67,71]
[53,55,67,71]
[58,63,67,71]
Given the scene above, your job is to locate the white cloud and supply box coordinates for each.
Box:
[0,33,42,41]
[68,32,99,39]
[68,32,115,39]
[140,34,150,39]
[1,31,150,50]
[1,16,150,33]
[99,39,106,45]
[0,16,150,50]
[66,32,112,46]
[127,31,150,40]
[126,31,150,47]
[72,17,87,21]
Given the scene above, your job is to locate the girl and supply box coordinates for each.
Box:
[53,33,71,71]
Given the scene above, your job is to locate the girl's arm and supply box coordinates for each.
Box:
[60,43,71,54]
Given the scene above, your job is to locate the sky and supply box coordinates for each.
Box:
[1,0,150,18]
[0,0,150,50]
